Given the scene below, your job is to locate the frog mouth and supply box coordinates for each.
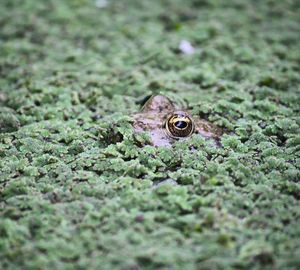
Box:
[164,111,195,139]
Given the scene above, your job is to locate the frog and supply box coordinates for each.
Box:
[132,95,222,147]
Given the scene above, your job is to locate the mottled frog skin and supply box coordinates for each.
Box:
[132,95,222,147]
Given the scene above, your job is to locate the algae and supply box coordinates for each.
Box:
[0,0,300,269]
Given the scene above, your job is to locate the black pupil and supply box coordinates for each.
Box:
[175,120,187,129]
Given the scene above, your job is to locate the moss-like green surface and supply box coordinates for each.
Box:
[1,0,300,269]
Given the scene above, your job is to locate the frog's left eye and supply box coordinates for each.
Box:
[165,112,194,138]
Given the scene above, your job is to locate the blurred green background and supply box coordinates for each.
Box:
[0,0,299,269]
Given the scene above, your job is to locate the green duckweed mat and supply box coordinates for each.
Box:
[0,0,300,269]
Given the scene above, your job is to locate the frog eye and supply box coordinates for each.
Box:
[165,112,194,138]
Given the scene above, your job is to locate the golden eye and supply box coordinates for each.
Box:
[165,112,194,138]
